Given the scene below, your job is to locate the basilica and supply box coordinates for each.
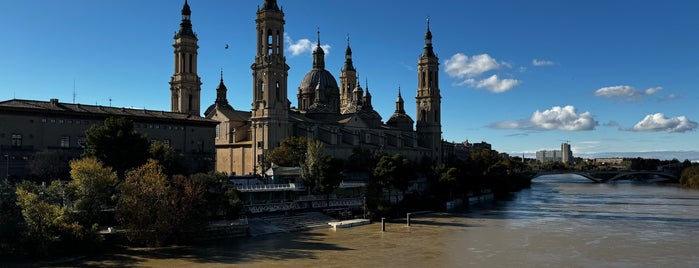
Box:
[170,0,444,175]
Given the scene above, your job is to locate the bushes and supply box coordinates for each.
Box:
[680,165,699,189]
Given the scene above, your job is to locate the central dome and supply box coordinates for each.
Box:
[300,68,338,91]
[297,68,340,114]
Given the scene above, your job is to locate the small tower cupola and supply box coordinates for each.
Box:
[216,69,230,106]
[178,0,195,37]
[261,0,280,11]
[395,86,405,114]
[342,35,355,72]
[312,30,325,69]
[362,79,373,109]
[421,18,435,58]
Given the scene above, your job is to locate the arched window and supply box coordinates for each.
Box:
[421,109,427,121]
[276,31,281,54]
[276,81,280,100]
[422,71,426,88]
[267,29,273,55]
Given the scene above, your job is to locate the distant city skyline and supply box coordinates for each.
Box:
[2,0,698,160]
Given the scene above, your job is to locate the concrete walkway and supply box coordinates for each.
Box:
[248,212,337,236]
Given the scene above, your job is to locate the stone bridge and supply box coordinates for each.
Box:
[534,170,678,183]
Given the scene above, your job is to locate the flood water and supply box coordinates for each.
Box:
[72,174,699,267]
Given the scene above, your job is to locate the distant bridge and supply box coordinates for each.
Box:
[534,170,678,183]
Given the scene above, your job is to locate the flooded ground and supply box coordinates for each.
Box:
[52,174,699,267]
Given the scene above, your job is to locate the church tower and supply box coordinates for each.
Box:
[339,36,357,111]
[415,19,442,162]
[170,0,202,116]
[251,0,290,173]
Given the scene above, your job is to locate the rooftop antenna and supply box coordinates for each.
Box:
[72,79,76,104]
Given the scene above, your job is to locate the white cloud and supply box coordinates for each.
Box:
[594,85,663,101]
[594,85,640,99]
[445,53,500,78]
[645,86,663,95]
[446,53,522,92]
[490,105,596,131]
[532,59,554,66]
[284,33,331,57]
[466,74,520,93]
[631,113,698,133]
[530,105,597,131]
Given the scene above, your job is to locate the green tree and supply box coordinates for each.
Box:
[680,164,699,189]
[169,174,206,242]
[373,154,415,199]
[150,140,185,176]
[116,159,172,246]
[0,179,22,255]
[84,117,149,177]
[67,157,118,225]
[190,172,242,219]
[15,180,98,257]
[266,136,308,167]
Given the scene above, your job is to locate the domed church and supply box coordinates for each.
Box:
[183,0,443,175]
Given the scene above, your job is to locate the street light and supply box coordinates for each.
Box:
[4,155,8,179]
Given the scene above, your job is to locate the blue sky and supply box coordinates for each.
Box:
[2,0,698,159]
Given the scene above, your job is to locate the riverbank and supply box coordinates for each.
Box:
[29,174,699,267]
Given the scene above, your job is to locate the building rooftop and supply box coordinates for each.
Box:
[0,98,217,125]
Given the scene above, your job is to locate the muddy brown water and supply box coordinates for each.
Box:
[52,174,699,267]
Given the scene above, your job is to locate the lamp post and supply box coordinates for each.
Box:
[4,155,8,179]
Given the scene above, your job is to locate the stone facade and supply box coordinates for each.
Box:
[0,98,217,178]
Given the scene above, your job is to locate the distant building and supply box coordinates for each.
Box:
[536,150,562,163]
[0,98,217,178]
[536,142,574,163]
[561,142,572,163]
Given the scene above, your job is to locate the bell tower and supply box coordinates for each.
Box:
[416,19,442,162]
[339,35,357,111]
[251,0,290,173]
[170,0,202,116]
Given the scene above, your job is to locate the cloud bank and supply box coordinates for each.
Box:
[630,113,698,133]
[445,53,520,93]
[491,105,597,131]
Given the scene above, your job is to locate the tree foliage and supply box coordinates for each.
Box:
[84,117,149,177]
[150,140,186,177]
[14,180,99,257]
[266,136,308,167]
[67,157,118,225]
[680,164,699,189]
[116,159,173,246]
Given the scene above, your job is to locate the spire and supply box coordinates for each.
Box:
[421,17,435,58]
[362,79,373,109]
[215,68,229,106]
[353,74,364,103]
[177,0,195,37]
[312,29,326,69]
[261,0,280,11]
[342,34,355,71]
[395,86,405,114]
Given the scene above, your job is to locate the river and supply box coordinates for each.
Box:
[67,174,699,267]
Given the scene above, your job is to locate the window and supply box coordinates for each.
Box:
[60,136,70,148]
[215,124,220,139]
[77,136,86,148]
[11,134,22,147]
[163,139,171,145]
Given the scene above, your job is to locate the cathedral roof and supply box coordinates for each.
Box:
[299,69,339,94]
